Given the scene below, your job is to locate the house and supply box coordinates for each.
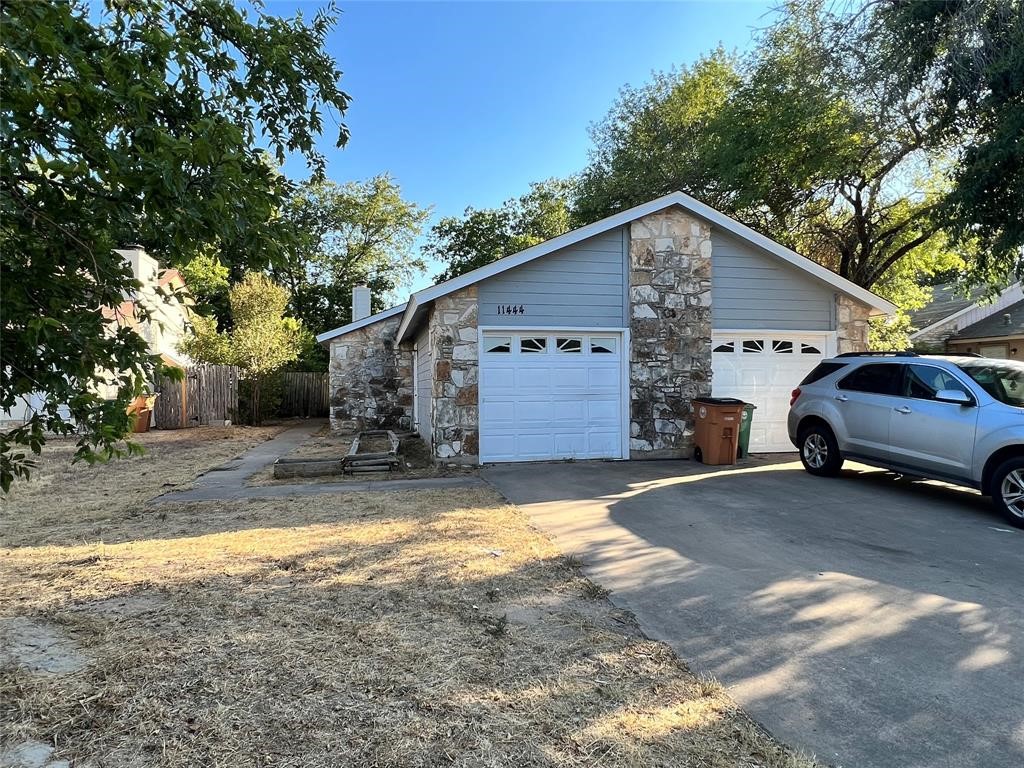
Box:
[909,281,1023,359]
[317,192,894,462]
[0,246,193,427]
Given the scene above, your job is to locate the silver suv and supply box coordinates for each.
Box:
[788,353,1024,528]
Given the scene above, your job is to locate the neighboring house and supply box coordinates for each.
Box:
[1,246,193,427]
[318,191,894,462]
[945,299,1024,360]
[909,281,1023,357]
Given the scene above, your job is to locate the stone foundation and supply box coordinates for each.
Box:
[328,315,413,432]
[428,286,479,463]
[836,294,871,353]
[628,208,713,459]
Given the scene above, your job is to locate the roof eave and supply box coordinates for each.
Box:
[316,303,408,345]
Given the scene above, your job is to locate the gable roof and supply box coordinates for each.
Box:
[908,283,988,331]
[393,191,895,343]
[316,303,407,344]
[951,298,1024,340]
[910,281,1023,340]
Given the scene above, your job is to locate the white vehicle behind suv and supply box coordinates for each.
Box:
[787,353,1024,528]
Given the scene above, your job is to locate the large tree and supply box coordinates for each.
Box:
[273,175,429,335]
[866,0,1024,285]
[426,179,574,282]
[0,0,348,489]
[574,2,976,346]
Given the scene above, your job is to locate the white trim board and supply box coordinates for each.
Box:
[394,191,895,343]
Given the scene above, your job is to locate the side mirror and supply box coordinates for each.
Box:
[935,389,973,405]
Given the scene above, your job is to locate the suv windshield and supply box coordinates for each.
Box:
[956,360,1024,406]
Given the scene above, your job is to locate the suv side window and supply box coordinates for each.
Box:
[800,362,848,385]
[837,363,903,395]
[903,364,973,401]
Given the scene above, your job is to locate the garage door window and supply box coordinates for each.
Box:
[556,337,582,353]
[801,343,821,354]
[771,340,794,353]
[590,336,617,354]
[484,336,511,354]
[743,339,764,353]
[520,336,547,353]
[713,341,735,353]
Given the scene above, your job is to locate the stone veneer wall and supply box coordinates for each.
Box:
[628,209,713,459]
[836,294,871,353]
[428,285,479,462]
[328,315,413,432]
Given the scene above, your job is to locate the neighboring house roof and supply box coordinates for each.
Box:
[908,283,988,331]
[909,281,1023,340]
[950,298,1024,340]
[316,303,408,344]
[393,191,896,343]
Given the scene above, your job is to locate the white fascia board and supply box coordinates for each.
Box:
[316,303,407,344]
[909,281,1023,340]
[396,190,896,342]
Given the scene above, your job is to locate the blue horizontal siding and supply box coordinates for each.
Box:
[711,231,835,331]
[478,227,627,328]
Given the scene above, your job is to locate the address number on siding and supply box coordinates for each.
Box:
[496,304,526,315]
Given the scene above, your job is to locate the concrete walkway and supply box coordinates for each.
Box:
[152,421,484,503]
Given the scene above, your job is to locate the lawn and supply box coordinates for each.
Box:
[1,429,818,767]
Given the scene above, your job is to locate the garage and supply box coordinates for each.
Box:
[479,331,626,462]
[712,331,835,452]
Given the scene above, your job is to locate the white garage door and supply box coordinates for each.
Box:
[480,331,625,463]
[712,332,834,453]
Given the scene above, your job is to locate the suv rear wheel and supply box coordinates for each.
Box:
[992,457,1024,529]
[799,423,844,477]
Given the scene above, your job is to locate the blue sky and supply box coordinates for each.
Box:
[270,1,777,290]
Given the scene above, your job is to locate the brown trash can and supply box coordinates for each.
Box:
[692,397,745,465]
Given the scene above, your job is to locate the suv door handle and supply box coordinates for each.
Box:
[834,395,849,402]
[894,405,912,414]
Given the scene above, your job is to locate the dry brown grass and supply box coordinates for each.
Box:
[0,426,284,546]
[1,443,820,767]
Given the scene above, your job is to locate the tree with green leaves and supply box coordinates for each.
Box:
[865,0,1024,286]
[576,2,977,345]
[179,273,305,424]
[426,179,574,282]
[575,50,740,226]
[274,175,429,338]
[0,0,348,489]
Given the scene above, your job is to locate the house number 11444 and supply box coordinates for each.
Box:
[497,304,526,315]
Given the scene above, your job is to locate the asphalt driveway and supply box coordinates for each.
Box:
[483,456,1024,768]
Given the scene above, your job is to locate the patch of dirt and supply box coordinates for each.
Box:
[0,617,88,675]
[71,594,168,620]
[0,739,70,768]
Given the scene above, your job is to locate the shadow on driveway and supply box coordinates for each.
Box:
[483,456,1024,768]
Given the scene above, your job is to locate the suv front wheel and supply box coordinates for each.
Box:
[799,424,844,477]
[992,457,1024,529]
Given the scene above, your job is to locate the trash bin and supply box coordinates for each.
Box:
[692,397,745,465]
[737,403,757,459]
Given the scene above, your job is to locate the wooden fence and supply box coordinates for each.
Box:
[154,364,239,429]
[278,371,329,418]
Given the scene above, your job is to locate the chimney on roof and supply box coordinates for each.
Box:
[352,285,371,322]
[114,244,157,284]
